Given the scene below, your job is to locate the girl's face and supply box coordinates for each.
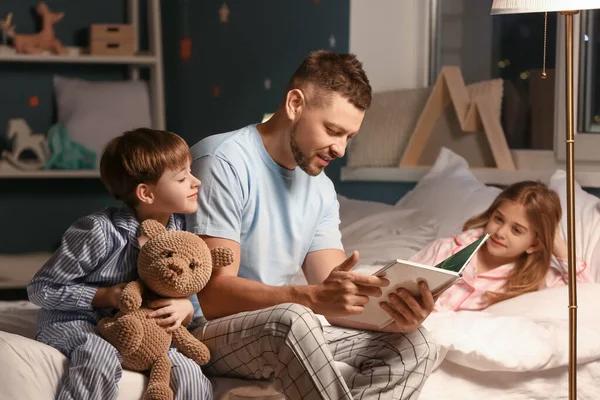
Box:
[483,200,540,262]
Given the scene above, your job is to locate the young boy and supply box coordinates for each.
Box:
[27,128,212,400]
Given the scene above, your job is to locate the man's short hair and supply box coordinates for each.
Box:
[286,50,372,110]
[100,128,190,208]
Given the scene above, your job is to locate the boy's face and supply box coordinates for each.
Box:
[145,162,201,216]
[290,91,364,176]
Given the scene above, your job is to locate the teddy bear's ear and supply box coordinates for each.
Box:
[140,219,166,240]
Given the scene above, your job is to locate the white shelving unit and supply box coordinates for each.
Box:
[0,169,101,179]
[0,46,159,65]
[0,0,165,179]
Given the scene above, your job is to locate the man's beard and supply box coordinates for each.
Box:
[290,126,322,176]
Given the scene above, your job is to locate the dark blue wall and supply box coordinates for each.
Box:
[1,0,389,254]
[3,1,593,255]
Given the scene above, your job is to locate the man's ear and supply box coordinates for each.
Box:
[285,88,305,121]
[135,183,154,205]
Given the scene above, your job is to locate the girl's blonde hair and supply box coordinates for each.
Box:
[463,181,562,306]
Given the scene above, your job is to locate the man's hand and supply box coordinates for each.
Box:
[379,280,435,333]
[310,251,390,317]
[147,298,195,332]
[92,282,128,309]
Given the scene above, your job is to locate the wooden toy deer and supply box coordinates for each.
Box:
[11,2,67,55]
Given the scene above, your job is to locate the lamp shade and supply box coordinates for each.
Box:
[491,0,600,14]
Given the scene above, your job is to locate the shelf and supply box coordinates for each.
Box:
[341,150,600,188]
[341,166,600,188]
[0,45,158,66]
[0,169,100,179]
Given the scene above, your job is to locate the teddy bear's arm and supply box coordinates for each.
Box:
[211,247,235,268]
[171,327,211,366]
[119,280,146,313]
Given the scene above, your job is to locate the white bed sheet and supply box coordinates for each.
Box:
[421,358,600,400]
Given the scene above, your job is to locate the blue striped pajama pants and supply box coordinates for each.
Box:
[36,320,213,400]
[191,303,436,400]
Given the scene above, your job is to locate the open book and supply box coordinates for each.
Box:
[341,233,490,328]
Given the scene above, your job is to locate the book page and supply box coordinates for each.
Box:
[434,233,490,273]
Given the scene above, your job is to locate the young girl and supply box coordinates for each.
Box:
[410,180,594,311]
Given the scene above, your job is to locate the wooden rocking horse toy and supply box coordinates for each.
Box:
[10,2,67,55]
[2,119,50,171]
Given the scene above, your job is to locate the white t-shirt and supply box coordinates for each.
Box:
[187,124,344,287]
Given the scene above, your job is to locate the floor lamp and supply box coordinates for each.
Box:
[490,1,599,399]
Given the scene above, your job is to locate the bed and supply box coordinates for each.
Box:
[1,148,600,399]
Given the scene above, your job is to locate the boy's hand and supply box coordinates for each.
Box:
[92,283,128,309]
[147,298,195,332]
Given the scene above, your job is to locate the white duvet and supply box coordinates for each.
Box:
[424,283,600,372]
[419,283,600,399]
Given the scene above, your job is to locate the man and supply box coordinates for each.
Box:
[187,50,436,400]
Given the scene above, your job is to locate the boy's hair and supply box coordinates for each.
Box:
[100,128,191,208]
[285,50,372,111]
[463,181,562,306]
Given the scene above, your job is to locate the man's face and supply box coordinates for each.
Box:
[290,92,365,176]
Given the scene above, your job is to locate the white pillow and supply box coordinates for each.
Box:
[53,75,152,167]
[337,194,395,230]
[0,331,147,400]
[548,170,600,282]
[341,207,439,266]
[395,148,501,238]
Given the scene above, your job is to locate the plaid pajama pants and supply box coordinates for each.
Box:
[191,303,435,400]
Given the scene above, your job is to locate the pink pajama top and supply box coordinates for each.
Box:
[409,228,593,311]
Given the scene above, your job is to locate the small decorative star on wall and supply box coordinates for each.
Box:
[329,34,336,48]
[180,37,192,62]
[29,95,39,108]
[264,78,271,91]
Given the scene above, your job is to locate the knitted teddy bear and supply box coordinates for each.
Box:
[97,219,234,400]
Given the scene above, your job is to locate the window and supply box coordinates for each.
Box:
[436,0,558,151]
[579,10,600,134]
[554,9,600,162]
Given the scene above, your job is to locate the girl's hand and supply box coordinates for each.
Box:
[553,227,568,260]
[147,298,194,332]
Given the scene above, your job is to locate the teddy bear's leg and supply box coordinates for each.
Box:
[171,326,211,365]
[144,354,173,400]
[98,314,144,357]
